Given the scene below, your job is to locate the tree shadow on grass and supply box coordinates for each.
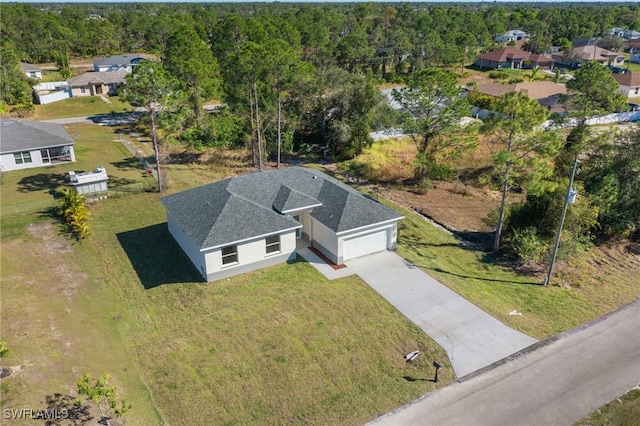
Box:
[42,393,92,426]
[109,157,145,172]
[116,224,202,289]
[17,172,69,194]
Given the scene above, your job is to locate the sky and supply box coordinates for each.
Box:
[6,0,640,3]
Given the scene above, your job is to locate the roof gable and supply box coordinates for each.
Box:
[272,184,322,214]
[0,119,74,154]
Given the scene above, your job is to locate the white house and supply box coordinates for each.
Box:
[160,167,404,282]
[614,73,640,99]
[20,62,42,79]
[67,71,128,97]
[495,30,530,43]
[93,55,145,72]
[0,119,76,172]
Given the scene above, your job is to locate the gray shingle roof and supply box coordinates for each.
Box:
[161,167,403,250]
[0,119,74,154]
[67,71,128,87]
[20,62,42,72]
[93,55,145,67]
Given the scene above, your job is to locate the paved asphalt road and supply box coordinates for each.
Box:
[370,299,640,426]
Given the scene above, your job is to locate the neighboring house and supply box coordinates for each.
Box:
[614,73,640,99]
[495,29,529,43]
[67,71,128,97]
[160,167,404,282]
[474,81,568,114]
[69,166,109,195]
[0,119,76,172]
[631,50,640,64]
[20,62,42,79]
[474,48,553,70]
[553,46,624,67]
[607,28,640,40]
[93,55,145,72]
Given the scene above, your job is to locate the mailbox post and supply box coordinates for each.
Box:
[433,361,442,382]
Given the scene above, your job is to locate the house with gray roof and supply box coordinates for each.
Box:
[20,62,42,79]
[67,71,128,97]
[93,55,146,72]
[0,119,76,171]
[160,167,404,282]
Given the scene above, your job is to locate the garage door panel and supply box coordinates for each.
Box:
[343,229,388,261]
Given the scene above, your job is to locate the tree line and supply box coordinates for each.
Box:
[1,2,638,258]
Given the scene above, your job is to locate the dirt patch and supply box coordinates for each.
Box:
[0,365,23,379]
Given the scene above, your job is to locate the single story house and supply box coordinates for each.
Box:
[474,81,568,114]
[614,73,640,99]
[0,119,76,171]
[553,46,624,67]
[474,48,553,70]
[67,71,128,97]
[495,29,530,43]
[607,28,640,40]
[20,62,42,79]
[160,167,404,282]
[93,55,145,72]
[630,50,640,64]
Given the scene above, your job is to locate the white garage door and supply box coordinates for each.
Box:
[343,229,388,261]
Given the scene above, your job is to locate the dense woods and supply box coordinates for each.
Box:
[1,2,639,255]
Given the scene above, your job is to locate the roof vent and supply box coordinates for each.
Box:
[312,175,317,179]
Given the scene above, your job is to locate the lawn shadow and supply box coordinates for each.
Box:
[110,157,146,172]
[428,266,542,286]
[403,375,435,383]
[17,172,69,194]
[116,224,203,288]
[43,393,93,426]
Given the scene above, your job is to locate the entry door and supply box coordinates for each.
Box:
[293,215,301,238]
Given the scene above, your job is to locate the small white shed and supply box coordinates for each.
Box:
[69,166,109,195]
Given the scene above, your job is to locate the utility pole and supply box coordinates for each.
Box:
[543,158,580,286]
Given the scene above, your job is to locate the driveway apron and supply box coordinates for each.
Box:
[311,250,538,378]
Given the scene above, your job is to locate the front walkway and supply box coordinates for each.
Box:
[296,248,537,378]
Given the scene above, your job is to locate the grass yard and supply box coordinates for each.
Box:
[1,189,453,425]
[380,196,639,339]
[33,97,133,120]
[1,123,155,217]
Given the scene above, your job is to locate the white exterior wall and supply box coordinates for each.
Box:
[617,85,640,99]
[0,149,44,171]
[167,213,207,279]
[310,219,339,263]
[201,230,297,282]
[35,90,71,105]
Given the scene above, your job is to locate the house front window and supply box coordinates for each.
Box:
[265,235,280,254]
[221,245,238,265]
[635,87,639,95]
[80,87,86,94]
[13,151,32,164]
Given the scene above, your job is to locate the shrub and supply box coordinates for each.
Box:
[507,78,524,84]
[488,70,509,80]
[510,227,548,263]
[414,177,433,195]
[0,340,8,357]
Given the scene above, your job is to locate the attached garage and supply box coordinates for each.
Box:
[342,228,391,261]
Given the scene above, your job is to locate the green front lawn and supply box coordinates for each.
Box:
[1,192,453,425]
[34,96,133,120]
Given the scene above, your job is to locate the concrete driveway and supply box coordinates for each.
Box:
[299,249,537,378]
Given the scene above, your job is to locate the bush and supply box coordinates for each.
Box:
[488,70,509,80]
[414,177,433,195]
[507,78,524,84]
[510,227,548,263]
[0,340,8,357]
